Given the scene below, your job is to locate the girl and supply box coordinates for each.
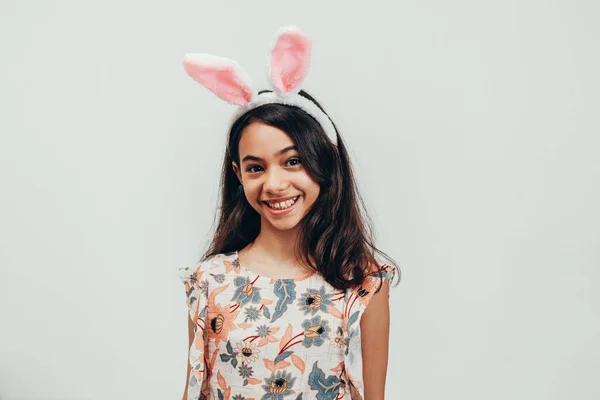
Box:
[179,26,400,400]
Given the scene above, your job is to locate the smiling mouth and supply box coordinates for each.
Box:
[262,195,300,210]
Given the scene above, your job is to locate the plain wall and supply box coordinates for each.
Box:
[1,0,599,399]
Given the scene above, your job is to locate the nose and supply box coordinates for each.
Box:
[263,167,290,193]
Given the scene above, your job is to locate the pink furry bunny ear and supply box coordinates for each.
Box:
[183,54,255,105]
[268,26,312,95]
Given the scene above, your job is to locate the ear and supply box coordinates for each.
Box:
[232,161,242,183]
[268,26,312,95]
[183,53,255,105]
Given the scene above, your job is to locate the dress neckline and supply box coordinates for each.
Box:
[234,250,317,282]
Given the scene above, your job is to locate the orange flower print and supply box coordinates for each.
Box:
[209,303,240,345]
[207,283,239,346]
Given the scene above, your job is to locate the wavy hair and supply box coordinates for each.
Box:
[201,90,400,292]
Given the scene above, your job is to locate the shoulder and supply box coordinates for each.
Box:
[359,258,396,292]
[344,258,396,311]
[178,251,242,286]
[178,253,226,284]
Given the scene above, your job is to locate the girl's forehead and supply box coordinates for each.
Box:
[238,122,296,157]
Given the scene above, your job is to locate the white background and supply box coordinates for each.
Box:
[1,1,599,399]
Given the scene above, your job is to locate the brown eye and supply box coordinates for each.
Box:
[246,165,263,173]
[286,158,301,167]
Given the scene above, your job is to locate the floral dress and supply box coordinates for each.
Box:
[178,251,395,400]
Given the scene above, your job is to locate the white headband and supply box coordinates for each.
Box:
[183,25,338,146]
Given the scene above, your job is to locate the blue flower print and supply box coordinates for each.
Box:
[297,286,334,316]
[238,363,254,386]
[256,325,271,338]
[301,315,331,348]
[245,306,261,322]
[231,276,262,307]
[199,279,209,297]
[187,270,199,285]
[261,370,296,399]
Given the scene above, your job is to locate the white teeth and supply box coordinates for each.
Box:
[266,196,298,210]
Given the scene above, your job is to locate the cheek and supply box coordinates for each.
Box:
[244,183,261,199]
[298,176,320,200]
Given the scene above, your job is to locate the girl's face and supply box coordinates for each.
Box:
[232,121,320,231]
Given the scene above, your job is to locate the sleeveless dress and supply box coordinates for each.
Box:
[178,251,395,400]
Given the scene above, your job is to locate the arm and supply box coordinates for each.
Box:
[360,280,390,400]
[182,316,194,400]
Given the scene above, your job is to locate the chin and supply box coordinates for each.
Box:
[271,220,301,231]
[259,214,303,231]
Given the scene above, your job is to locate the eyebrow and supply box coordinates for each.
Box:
[241,145,298,164]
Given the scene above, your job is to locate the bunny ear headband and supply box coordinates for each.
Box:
[182,25,338,146]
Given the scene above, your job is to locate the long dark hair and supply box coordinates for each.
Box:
[201,90,401,292]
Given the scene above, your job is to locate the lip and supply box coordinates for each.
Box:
[263,195,300,215]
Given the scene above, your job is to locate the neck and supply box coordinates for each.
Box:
[248,220,302,266]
